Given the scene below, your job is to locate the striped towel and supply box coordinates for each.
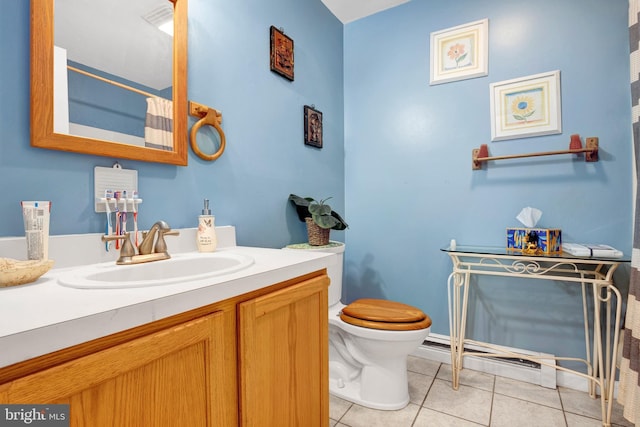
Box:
[144,97,173,151]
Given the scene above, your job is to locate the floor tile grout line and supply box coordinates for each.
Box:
[488,372,496,427]
[420,380,494,426]
[490,389,569,413]
[335,400,353,426]
[410,362,442,426]
[415,405,489,426]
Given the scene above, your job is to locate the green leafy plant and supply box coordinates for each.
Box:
[288,194,348,230]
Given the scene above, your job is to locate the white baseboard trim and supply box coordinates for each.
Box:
[412,333,617,394]
[555,370,620,397]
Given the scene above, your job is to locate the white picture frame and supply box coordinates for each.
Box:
[429,19,488,85]
[490,70,562,141]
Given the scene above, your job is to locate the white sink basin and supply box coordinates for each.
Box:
[57,252,255,289]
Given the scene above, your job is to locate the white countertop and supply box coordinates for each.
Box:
[0,228,336,369]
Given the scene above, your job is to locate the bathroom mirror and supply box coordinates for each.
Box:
[30,0,188,166]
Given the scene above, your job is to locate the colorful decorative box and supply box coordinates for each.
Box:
[506,228,562,254]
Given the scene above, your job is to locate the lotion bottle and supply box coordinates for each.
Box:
[197,199,217,252]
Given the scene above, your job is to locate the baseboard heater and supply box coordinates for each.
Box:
[421,338,541,368]
[413,333,557,389]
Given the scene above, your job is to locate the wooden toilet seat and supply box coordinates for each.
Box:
[340,298,432,331]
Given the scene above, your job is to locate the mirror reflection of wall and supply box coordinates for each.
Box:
[53,0,173,148]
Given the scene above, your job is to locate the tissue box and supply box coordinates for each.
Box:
[506,228,562,254]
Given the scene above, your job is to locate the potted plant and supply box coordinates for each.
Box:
[288,194,348,246]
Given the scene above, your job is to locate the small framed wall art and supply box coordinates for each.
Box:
[304,105,323,148]
[270,26,294,81]
[430,19,488,85]
[489,70,562,141]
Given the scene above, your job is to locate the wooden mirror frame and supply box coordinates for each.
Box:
[30,0,188,166]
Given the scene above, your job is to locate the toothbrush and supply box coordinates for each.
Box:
[114,191,121,249]
[121,190,128,239]
[104,190,114,251]
[132,191,139,247]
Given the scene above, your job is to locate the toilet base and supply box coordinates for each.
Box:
[328,356,412,411]
[328,304,429,411]
[329,377,410,411]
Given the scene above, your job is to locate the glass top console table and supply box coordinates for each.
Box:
[441,245,628,427]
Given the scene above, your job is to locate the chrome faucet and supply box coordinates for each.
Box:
[102,220,179,265]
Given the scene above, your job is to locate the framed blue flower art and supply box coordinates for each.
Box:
[489,70,562,141]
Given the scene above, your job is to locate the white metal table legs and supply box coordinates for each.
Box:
[446,260,622,427]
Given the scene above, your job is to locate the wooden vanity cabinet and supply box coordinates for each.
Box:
[0,271,329,427]
[0,312,228,426]
[239,274,329,427]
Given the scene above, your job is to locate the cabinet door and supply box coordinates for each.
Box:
[239,275,329,427]
[0,312,228,427]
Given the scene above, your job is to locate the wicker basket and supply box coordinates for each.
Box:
[305,217,330,246]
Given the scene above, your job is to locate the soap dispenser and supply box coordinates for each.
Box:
[197,199,217,252]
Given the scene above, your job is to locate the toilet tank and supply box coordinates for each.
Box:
[283,242,344,306]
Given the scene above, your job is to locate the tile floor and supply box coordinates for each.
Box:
[329,356,634,427]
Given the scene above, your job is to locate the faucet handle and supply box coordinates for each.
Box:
[155,230,180,254]
[101,233,135,258]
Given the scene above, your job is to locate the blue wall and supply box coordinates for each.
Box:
[1,0,345,249]
[344,0,632,365]
[1,0,633,369]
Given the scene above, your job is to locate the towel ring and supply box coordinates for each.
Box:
[189,101,226,161]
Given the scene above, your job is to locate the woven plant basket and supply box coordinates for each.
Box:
[305,217,330,246]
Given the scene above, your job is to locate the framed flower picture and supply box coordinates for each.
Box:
[430,19,488,85]
[490,70,562,141]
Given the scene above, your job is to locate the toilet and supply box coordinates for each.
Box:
[285,242,431,410]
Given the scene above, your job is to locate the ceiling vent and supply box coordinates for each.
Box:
[142,3,174,36]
